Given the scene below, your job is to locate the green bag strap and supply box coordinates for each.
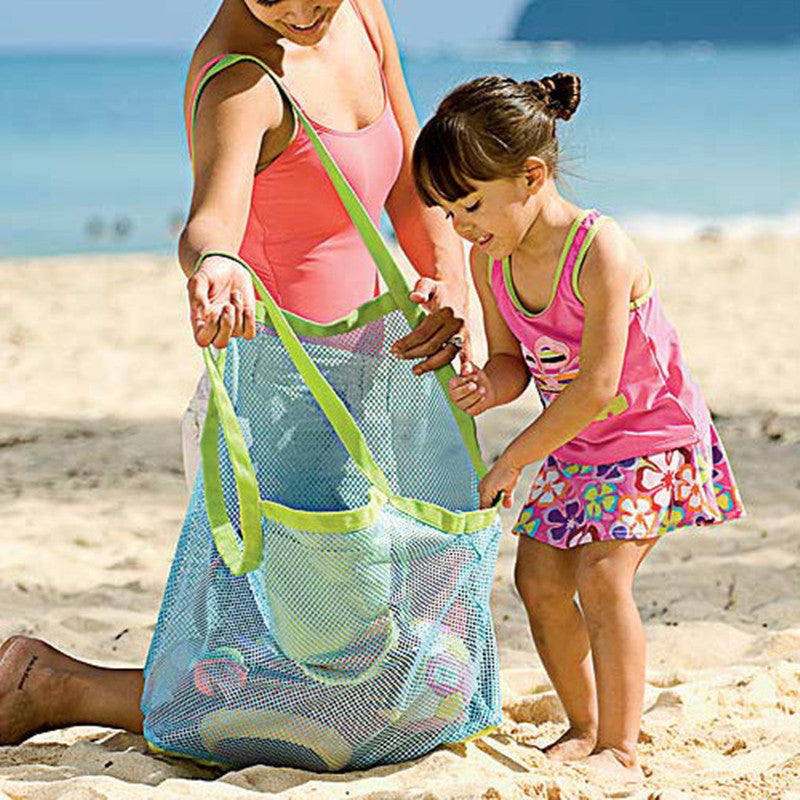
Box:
[190,53,486,478]
[200,348,264,575]
[199,249,396,575]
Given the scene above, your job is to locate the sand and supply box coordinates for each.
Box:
[0,234,798,799]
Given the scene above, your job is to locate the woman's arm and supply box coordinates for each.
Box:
[478,223,636,507]
[362,0,470,372]
[179,62,284,347]
[363,0,465,286]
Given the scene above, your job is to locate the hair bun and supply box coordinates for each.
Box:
[525,73,581,121]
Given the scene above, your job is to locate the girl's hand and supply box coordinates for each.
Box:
[479,456,521,509]
[187,255,257,348]
[448,361,495,416]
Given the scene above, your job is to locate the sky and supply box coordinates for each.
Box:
[0,0,526,52]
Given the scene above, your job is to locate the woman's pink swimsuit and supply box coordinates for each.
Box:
[492,210,744,548]
[187,6,403,324]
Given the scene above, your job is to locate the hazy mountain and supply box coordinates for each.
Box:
[512,0,800,43]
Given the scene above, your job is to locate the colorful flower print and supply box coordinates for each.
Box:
[635,449,686,508]
[674,463,704,511]
[582,483,619,520]
[513,507,541,538]
[514,423,744,549]
[618,494,658,537]
[529,468,568,507]
[545,501,586,542]
[566,522,603,547]
[595,458,638,483]
[658,506,686,533]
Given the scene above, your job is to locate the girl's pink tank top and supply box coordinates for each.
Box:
[187,9,403,324]
[490,210,711,465]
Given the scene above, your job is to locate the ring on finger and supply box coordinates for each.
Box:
[441,334,464,351]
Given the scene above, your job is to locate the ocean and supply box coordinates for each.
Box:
[1,43,798,257]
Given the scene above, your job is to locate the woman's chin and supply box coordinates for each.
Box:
[280,13,332,45]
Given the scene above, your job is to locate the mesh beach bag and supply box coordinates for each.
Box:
[141,55,503,771]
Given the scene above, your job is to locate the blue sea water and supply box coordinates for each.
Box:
[0,44,798,257]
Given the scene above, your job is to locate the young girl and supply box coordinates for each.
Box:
[412,73,744,782]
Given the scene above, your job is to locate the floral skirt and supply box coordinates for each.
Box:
[513,423,745,549]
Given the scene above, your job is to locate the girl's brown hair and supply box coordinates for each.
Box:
[413,73,581,207]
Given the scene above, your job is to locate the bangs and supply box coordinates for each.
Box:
[412,116,497,207]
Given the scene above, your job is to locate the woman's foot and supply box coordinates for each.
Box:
[0,636,79,744]
[0,635,145,744]
[543,726,597,762]
[579,747,644,784]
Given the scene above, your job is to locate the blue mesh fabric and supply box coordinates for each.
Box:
[141,307,503,771]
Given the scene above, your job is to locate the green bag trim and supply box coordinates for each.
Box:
[260,487,386,533]
[255,292,397,336]
[389,494,500,535]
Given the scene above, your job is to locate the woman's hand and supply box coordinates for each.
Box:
[448,361,495,416]
[390,277,470,374]
[478,455,521,510]
[187,255,257,348]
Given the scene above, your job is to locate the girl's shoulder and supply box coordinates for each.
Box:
[579,215,650,302]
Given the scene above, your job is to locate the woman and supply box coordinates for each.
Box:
[0,0,467,744]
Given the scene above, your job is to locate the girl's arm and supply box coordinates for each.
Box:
[179,63,285,347]
[479,223,637,507]
[363,0,470,372]
[449,248,530,414]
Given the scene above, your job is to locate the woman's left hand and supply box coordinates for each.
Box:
[479,456,521,509]
[390,277,470,374]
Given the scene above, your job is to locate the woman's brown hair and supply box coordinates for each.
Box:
[413,73,581,207]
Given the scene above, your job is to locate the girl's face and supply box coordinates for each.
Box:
[243,1,345,46]
[438,171,542,260]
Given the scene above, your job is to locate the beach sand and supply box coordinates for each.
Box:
[1,235,798,799]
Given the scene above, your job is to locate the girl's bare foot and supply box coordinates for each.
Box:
[543,726,597,762]
[580,748,644,784]
[0,636,79,744]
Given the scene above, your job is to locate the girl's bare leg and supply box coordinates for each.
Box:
[514,536,598,761]
[0,636,144,744]
[575,538,658,781]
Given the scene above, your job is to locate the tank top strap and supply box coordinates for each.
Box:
[557,209,612,303]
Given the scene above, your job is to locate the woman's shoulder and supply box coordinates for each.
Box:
[183,46,284,136]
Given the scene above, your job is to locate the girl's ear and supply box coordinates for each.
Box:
[523,157,548,195]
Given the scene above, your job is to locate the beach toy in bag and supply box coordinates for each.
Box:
[140,54,503,771]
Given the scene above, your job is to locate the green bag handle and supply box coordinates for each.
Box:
[191,54,485,477]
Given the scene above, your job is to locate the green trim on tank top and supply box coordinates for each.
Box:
[568,216,656,310]
[500,210,592,318]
